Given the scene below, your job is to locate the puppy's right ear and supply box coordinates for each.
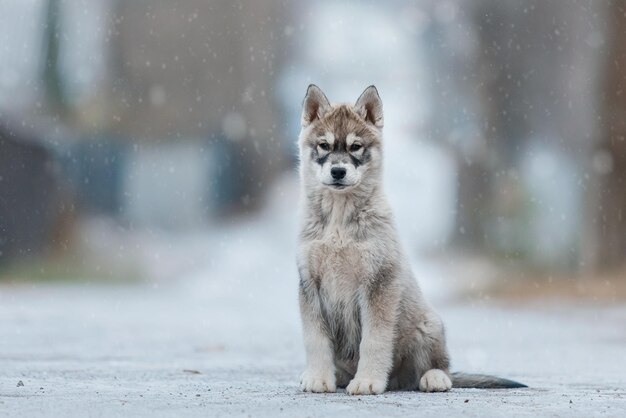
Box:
[301,84,331,127]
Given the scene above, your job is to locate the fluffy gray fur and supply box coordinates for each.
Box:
[296,84,526,395]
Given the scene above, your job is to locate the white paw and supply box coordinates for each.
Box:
[419,369,452,392]
[346,376,387,395]
[300,369,336,393]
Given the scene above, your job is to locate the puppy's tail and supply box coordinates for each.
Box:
[451,372,527,389]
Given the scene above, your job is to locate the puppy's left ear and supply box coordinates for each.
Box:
[355,85,383,128]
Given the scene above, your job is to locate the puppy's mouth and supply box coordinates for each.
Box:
[323,182,355,191]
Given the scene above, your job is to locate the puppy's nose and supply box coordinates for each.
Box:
[330,167,346,180]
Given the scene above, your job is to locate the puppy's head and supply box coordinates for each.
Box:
[298,85,384,193]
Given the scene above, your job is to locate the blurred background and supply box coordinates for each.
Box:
[1,0,625,299]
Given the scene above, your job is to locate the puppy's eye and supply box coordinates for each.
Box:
[318,142,330,151]
[350,143,362,152]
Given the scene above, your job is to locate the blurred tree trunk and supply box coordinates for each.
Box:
[454,163,491,248]
[452,0,601,271]
[452,1,529,254]
[424,4,493,250]
[42,0,68,118]
[592,1,626,270]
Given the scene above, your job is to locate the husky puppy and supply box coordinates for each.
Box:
[296,85,526,395]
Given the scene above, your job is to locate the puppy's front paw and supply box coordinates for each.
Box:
[300,369,336,393]
[419,369,452,392]
[346,376,387,395]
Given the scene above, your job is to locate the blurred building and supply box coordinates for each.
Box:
[0,0,291,265]
[102,0,290,221]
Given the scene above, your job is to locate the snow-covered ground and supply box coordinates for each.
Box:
[1,180,625,417]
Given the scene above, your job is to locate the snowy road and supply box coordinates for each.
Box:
[1,268,625,417]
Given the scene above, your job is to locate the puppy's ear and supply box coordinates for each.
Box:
[301,84,331,127]
[355,85,383,128]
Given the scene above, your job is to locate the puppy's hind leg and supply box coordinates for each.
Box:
[416,312,452,392]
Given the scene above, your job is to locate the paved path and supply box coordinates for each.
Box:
[1,273,625,417]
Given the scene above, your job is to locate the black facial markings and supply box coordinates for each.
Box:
[360,148,371,164]
[311,132,375,169]
[349,146,372,168]
[349,154,362,167]
[311,144,330,166]
[316,152,329,166]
